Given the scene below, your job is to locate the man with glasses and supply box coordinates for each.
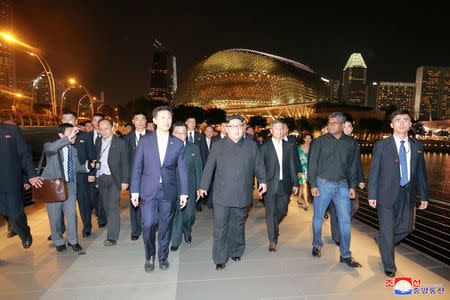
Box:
[198,115,267,270]
[308,112,362,268]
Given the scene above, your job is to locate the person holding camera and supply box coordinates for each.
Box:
[95,119,129,247]
[42,123,91,252]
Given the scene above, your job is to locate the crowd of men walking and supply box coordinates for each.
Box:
[0,107,428,278]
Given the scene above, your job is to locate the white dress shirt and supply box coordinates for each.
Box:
[393,135,411,181]
[135,129,146,146]
[206,137,211,150]
[93,130,101,145]
[96,135,113,177]
[61,146,69,181]
[272,137,283,180]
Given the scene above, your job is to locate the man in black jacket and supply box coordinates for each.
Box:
[0,122,42,249]
[198,115,267,270]
[260,120,298,252]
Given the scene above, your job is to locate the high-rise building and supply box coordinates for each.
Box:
[148,39,177,103]
[321,77,341,103]
[342,53,367,106]
[375,82,416,113]
[414,66,450,120]
[0,0,15,109]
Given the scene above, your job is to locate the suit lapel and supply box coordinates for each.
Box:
[131,131,137,148]
[269,139,280,175]
[409,137,418,177]
[162,135,174,166]
[387,136,401,180]
[107,136,116,168]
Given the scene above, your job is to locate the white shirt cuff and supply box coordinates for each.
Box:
[131,193,139,198]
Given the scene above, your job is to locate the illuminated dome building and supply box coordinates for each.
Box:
[174,49,328,119]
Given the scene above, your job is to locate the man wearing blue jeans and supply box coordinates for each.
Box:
[308,112,362,268]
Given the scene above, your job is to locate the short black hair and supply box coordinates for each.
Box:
[185,116,196,122]
[226,114,245,123]
[390,110,412,122]
[84,120,92,125]
[79,122,85,126]
[125,124,133,128]
[93,113,105,119]
[173,121,187,129]
[62,111,77,119]
[246,125,255,130]
[56,123,74,134]
[152,106,173,119]
[99,118,113,127]
[132,112,147,119]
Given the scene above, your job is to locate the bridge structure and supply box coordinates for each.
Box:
[225,102,316,121]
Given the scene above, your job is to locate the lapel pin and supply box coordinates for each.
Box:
[395,159,399,162]
[418,150,422,153]
[170,141,173,144]
[80,140,85,143]
[5,135,11,138]
[133,146,136,150]
[192,153,195,156]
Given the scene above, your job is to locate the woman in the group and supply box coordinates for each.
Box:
[297,132,312,210]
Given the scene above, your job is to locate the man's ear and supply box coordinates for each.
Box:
[58,133,65,139]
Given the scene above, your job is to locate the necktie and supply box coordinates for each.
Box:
[137,133,143,146]
[67,146,75,182]
[189,132,194,143]
[95,132,100,146]
[399,140,408,186]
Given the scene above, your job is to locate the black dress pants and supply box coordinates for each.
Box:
[265,182,290,243]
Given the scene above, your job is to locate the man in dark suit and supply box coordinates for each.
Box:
[95,119,129,246]
[203,125,215,208]
[368,110,428,277]
[0,122,42,249]
[210,122,228,144]
[282,122,303,179]
[123,112,152,241]
[186,117,208,212]
[170,122,203,251]
[88,113,107,228]
[260,120,299,252]
[61,112,96,238]
[131,106,188,273]
[198,115,267,270]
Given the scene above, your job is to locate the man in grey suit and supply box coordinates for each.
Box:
[260,120,299,252]
[198,115,267,270]
[95,119,130,246]
[42,123,90,252]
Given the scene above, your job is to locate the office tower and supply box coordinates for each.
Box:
[342,53,367,106]
[415,66,450,120]
[375,82,416,113]
[148,39,177,103]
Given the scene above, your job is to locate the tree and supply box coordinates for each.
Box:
[248,115,267,128]
[204,108,226,124]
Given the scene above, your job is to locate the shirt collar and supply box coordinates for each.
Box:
[272,137,283,145]
[136,129,146,136]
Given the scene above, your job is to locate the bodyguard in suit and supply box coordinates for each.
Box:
[123,112,152,241]
[42,123,89,252]
[61,112,96,238]
[95,119,130,246]
[0,122,42,249]
[130,106,188,272]
[210,122,228,144]
[198,115,267,270]
[170,122,203,251]
[203,125,215,208]
[88,113,107,227]
[260,120,299,252]
[282,122,303,178]
[368,110,428,277]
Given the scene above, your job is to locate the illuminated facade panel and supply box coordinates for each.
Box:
[376,82,416,112]
[174,49,328,111]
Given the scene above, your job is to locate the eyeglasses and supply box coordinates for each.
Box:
[226,124,244,130]
[327,121,342,126]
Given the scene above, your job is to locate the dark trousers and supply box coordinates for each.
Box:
[171,191,196,247]
[0,193,31,242]
[97,175,120,242]
[213,203,248,264]
[89,181,107,226]
[376,186,415,272]
[2,215,16,234]
[329,195,359,243]
[265,182,290,243]
[140,184,176,260]
[76,180,92,234]
[129,201,142,237]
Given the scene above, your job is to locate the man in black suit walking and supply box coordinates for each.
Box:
[260,120,299,252]
[368,110,428,277]
[123,112,152,241]
[198,115,267,270]
[0,122,42,249]
[61,112,96,238]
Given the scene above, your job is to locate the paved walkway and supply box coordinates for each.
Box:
[0,191,448,299]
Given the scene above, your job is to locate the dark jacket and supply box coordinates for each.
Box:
[123,129,152,184]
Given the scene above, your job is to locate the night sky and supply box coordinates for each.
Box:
[10,1,450,106]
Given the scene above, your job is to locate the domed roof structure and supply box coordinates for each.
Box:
[173,49,328,110]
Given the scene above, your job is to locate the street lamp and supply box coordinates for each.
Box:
[0,33,58,115]
[61,78,94,116]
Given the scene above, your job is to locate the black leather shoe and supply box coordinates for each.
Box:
[22,236,32,249]
[231,256,241,261]
[312,247,321,257]
[98,224,106,228]
[7,231,17,238]
[340,256,362,268]
[56,244,66,252]
[196,206,202,212]
[185,235,192,244]
[144,257,155,273]
[335,241,340,246]
[82,232,91,238]
[170,245,179,251]
[131,235,139,241]
[47,235,52,241]
[216,263,225,270]
[159,258,169,270]
[384,270,396,277]
[68,243,83,252]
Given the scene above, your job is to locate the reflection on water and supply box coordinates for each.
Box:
[361,153,450,201]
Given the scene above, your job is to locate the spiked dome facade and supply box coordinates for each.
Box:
[174,49,328,111]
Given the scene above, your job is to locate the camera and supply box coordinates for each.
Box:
[88,160,101,172]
